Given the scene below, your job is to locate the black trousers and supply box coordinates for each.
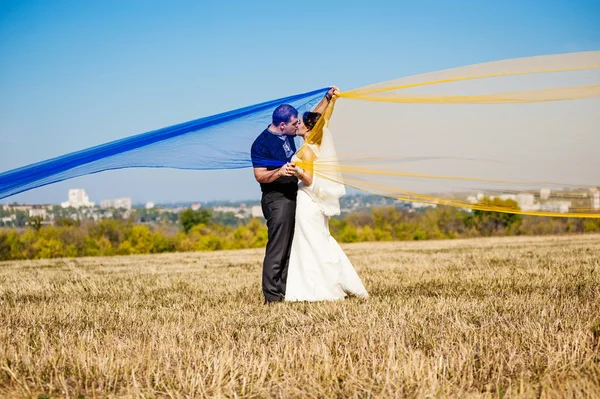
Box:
[261,192,296,303]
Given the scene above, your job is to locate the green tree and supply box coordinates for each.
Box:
[212,211,243,227]
[358,226,376,242]
[119,225,153,254]
[338,222,359,243]
[0,233,10,260]
[90,219,124,246]
[28,216,44,231]
[583,219,600,232]
[35,238,65,259]
[55,218,80,227]
[14,211,28,227]
[4,231,24,260]
[230,218,267,249]
[179,209,211,233]
[151,231,176,253]
[470,197,522,236]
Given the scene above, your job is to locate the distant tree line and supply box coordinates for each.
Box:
[330,200,600,242]
[1,199,599,260]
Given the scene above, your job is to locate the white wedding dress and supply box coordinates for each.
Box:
[285,138,368,302]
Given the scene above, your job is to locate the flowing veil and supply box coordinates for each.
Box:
[311,126,346,216]
[2,52,598,218]
[297,99,347,217]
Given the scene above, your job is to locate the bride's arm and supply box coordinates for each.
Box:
[313,86,339,114]
[294,146,316,186]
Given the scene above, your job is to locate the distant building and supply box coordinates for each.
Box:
[498,194,517,201]
[6,204,33,212]
[251,205,264,218]
[158,207,185,214]
[590,188,600,210]
[411,202,437,209]
[540,188,551,200]
[1,215,16,224]
[100,197,132,210]
[191,203,202,211]
[516,193,540,212]
[213,206,249,219]
[516,193,535,206]
[28,208,47,219]
[61,189,95,208]
[145,201,155,209]
[541,201,571,213]
[213,206,239,213]
[466,195,478,204]
[476,192,484,201]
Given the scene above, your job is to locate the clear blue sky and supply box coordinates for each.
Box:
[1,0,599,204]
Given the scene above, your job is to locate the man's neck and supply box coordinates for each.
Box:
[267,124,283,135]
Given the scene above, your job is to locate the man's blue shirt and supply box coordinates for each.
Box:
[251,128,298,198]
[251,128,296,168]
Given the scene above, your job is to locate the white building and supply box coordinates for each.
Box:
[213,206,250,219]
[515,193,540,212]
[4,204,33,212]
[541,201,571,213]
[251,205,264,218]
[516,193,535,206]
[590,188,600,210]
[191,203,202,211]
[61,189,95,208]
[540,188,551,200]
[1,215,16,224]
[145,201,155,209]
[100,197,132,210]
[411,202,437,209]
[28,208,47,219]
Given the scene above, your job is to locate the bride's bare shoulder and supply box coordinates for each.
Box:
[296,144,317,161]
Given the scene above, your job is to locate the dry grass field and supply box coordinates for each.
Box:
[0,234,599,398]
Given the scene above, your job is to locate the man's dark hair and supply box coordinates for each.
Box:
[272,104,298,126]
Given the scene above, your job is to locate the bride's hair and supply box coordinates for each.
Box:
[302,112,321,131]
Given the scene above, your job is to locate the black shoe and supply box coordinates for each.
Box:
[264,296,283,305]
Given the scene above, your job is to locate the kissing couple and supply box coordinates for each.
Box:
[251,87,368,304]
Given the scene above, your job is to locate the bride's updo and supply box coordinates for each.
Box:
[302,112,321,131]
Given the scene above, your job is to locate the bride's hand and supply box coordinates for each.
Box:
[294,165,304,177]
[327,86,340,100]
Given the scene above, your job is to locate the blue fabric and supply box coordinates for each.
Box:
[0,88,328,200]
[251,129,297,169]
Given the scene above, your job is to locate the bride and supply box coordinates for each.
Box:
[285,104,369,302]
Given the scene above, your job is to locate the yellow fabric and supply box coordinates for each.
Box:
[297,52,600,218]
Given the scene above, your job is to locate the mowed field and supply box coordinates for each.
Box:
[1,234,599,398]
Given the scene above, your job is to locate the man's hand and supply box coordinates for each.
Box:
[279,162,296,177]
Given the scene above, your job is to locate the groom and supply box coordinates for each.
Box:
[251,104,301,304]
